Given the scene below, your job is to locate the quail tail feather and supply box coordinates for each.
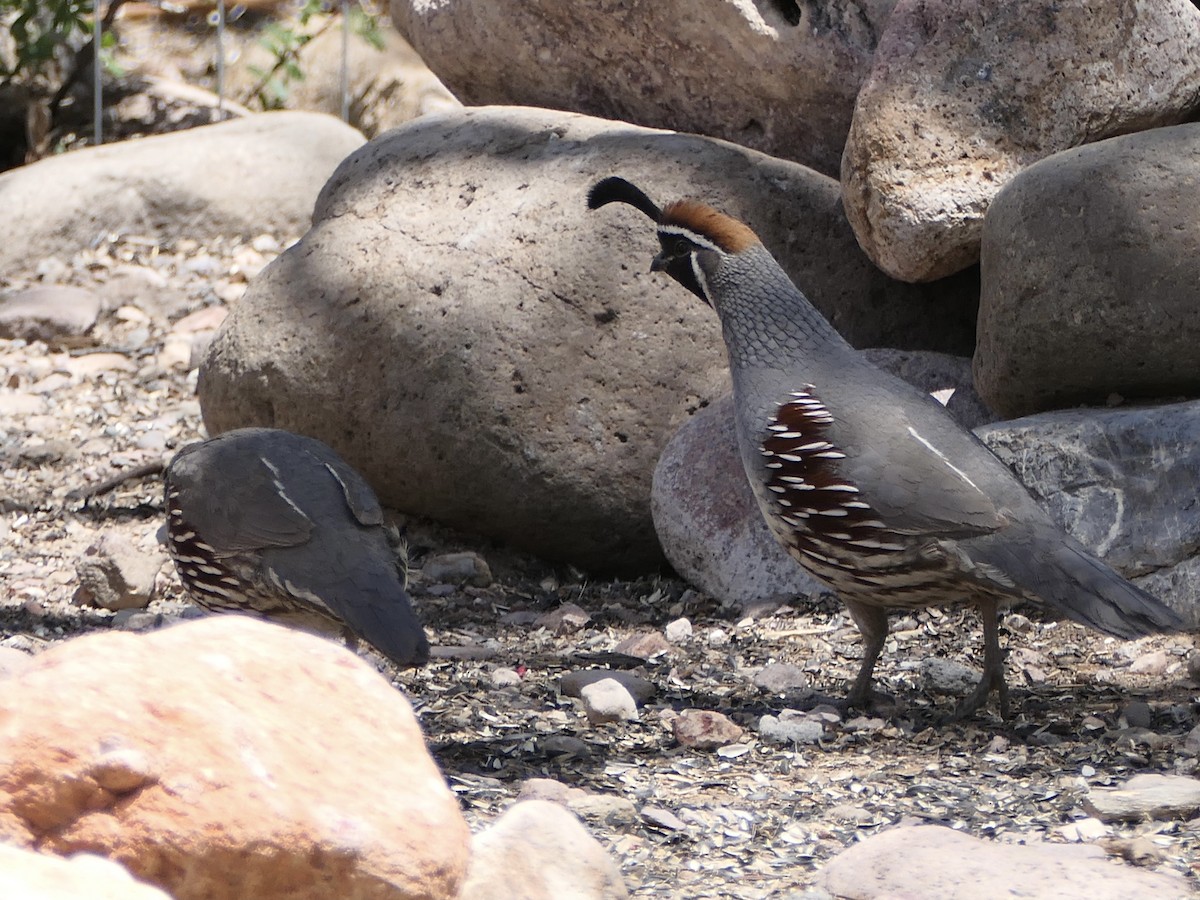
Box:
[969,523,1182,640]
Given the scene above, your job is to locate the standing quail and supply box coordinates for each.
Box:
[164,427,430,668]
[588,176,1182,718]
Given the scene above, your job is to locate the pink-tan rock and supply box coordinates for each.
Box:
[0,616,469,900]
[842,0,1200,282]
[671,709,744,750]
[820,824,1192,899]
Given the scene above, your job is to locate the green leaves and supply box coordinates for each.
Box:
[1,0,91,81]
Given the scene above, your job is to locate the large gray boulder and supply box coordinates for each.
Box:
[979,401,1200,626]
[389,0,896,177]
[842,0,1200,282]
[199,106,975,573]
[0,112,365,270]
[975,125,1200,418]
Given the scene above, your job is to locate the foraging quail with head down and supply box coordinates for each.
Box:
[589,176,1182,718]
[164,427,430,668]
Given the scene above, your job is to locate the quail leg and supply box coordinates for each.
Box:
[946,596,1010,721]
[843,600,889,710]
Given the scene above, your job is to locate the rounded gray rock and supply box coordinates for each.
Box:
[976,124,1200,418]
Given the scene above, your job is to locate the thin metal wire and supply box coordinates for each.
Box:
[92,1,102,144]
[340,0,350,122]
[216,0,226,117]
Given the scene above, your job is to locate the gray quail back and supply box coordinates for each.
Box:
[164,427,430,668]
[589,176,1183,719]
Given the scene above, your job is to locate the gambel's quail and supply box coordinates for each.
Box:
[165,427,430,667]
[589,176,1181,718]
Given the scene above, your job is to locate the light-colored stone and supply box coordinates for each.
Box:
[391,0,896,177]
[198,106,978,572]
[921,657,980,695]
[74,531,165,612]
[580,678,639,725]
[976,125,1200,417]
[663,617,692,643]
[564,795,639,829]
[422,551,493,587]
[0,616,470,899]
[460,800,628,900]
[0,112,364,272]
[0,845,172,900]
[752,663,812,696]
[978,401,1200,626]
[613,631,672,661]
[820,824,1192,899]
[0,286,100,344]
[1082,774,1200,824]
[516,777,589,806]
[0,646,32,679]
[758,711,825,746]
[560,669,654,705]
[842,0,1200,282]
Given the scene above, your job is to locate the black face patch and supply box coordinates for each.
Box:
[653,230,715,305]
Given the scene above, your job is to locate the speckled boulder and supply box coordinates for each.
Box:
[199,106,977,573]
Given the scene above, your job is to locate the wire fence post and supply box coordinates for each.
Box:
[215,0,226,117]
[92,1,103,144]
[340,0,350,122]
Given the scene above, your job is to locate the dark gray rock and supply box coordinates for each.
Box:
[978,400,1200,625]
[976,124,1200,418]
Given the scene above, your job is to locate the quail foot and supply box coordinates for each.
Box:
[589,176,1181,719]
[165,427,430,668]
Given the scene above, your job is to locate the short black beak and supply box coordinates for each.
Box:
[650,254,669,273]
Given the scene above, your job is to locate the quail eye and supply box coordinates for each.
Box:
[672,237,692,256]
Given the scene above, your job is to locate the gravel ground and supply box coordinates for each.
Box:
[2,230,1199,897]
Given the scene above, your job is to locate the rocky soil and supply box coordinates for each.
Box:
[2,232,1198,897]
[3,4,1200,895]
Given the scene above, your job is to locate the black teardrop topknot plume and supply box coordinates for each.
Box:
[587,177,662,221]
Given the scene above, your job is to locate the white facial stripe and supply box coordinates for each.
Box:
[689,254,713,304]
[657,224,722,254]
